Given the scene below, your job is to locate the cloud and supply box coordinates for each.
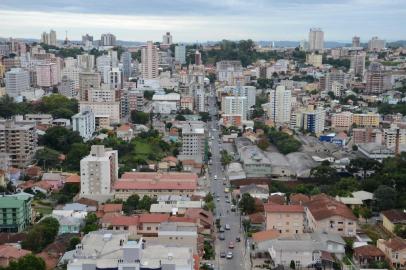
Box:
[0,0,405,41]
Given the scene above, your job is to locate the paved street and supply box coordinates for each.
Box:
[206,86,249,270]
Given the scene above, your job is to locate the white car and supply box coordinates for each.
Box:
[225,224,230,230]
[226,251,233,259]
[214,175,217,180]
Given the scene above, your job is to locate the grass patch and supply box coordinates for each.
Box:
[361,224,389,244]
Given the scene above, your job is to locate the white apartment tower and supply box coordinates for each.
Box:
[80,145,118,201]
[308,28,324,52]
[179,122,206,164]
[141,41,159,79]
[72,109,95,141]
[108,67,122,90]
[175,45,186,64]
[222,96,248,120]
[36,63,58,87]
[100,33,116,46]
[162,32,173,45]
[78,54,95,71]
[269,85,292,125]
[40,29,57,46]
[5,68,30,98]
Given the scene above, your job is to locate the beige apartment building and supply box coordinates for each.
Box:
[331,111,353,131]
[353,113,380,127]
[0,119,37,168]
[264,204,305,236]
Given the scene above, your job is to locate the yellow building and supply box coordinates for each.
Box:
[352,113,380,127]
[306,53,323,68]
[381,209,406,233]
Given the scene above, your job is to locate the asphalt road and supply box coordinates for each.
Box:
[206,86,249,270]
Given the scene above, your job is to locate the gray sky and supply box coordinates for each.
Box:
[0,0,405,42]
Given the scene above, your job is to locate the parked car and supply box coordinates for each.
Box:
[225,224,230,230]
[236,236,241,242]
[226,251,233,259]
[219,226,225,232]
[220,251,226,258]
[219,233,225,240]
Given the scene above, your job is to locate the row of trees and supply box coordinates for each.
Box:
[268,128,302,154]
[0,94,78,119]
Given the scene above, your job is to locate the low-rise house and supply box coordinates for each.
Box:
[138,214,170,236]
[42,172,64,190]
[64,174,80,186]
[249,213,266,231]
[116,124,134,141]
[335,196,363,209]
[377,237,406,268]
[264,204,305,236]
[240,184,269,200]
[353,245,385,267]
[268,194,286,205]
[51,215,83,234]
[304,195,357,236]
[63,202,97,212]
[97,203,123,218]
[114,172,198,200]
[101,213,139,236]
[0,244,31,267]
[184,208,213,235]
[381,209,406,233]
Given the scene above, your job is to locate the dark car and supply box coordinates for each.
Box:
[220,251,226,258]
[236,236,241,242]
[219,233,225,240]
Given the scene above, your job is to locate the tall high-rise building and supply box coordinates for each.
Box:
[36,63,58,87]
[82,34,93,44]
[40,30,57,46]
[365,62,384,94]
[72,109,95,141]
[325,69,345,92]
[108,67,122,90]
[350,51,366,78]
[195,50,202,65]
[222,96,248,120]
[162,32,173,45]
[0,119,37,168]
[79,71,101,100]
[352,36,361,47]
[59,75,76,98]
[121,51,132,80]
[80,145,118,201]
[100,33,116,46]
[269,85,292,125]
[368,37,385,52]
[141,41,159,79]
[308,28,324,52]
[195,87,206,113]
[78,54,95,70]
[179,121,206,163]
[175,45,186,64]
[303,109,326,135]
[5,68,30,98]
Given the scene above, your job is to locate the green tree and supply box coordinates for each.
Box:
[199,112,210,122]
[175,114,186,121]
[21,217,59,253]
[204,192,214,203]
[82,213,99,234]
[123,194,140,215]
[203,201,216,212]
[42,126,83,153]
[374,185,397,210]
[7,254,46,270]
[257,139,270,150]
[64,143,90,171]
[35,147,61,169]
[238,193,256,214]
[138,195,157,211]
[347,157,382,180]
[242,218,251,233]
[67,237,81,251]
[394,224,406,238]
[268,129,301,154]
[130,111,150,125]
[143,90,154,100]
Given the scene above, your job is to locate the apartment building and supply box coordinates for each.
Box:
[352,113,380,127]
[0,119,37,168]
[72,109,95,141]
[180,96,194,111]
[78,71,100,101]
[79,100,120,126]
[303,109,326,135]
[141,41,159,79]
[308,28,324,51]
[264,204,305,236]
[306,53,323,67]
[80,145,118,202]
[178,121,206,164]
[36,63,58,87]
[365,62,385,94]
[377,238,406,269]
[113,172,198,200]
[216,60,243,84]
[222,95,248,120]
[269,85,292,125]
[331,111,353,131]
[0,193,33,233]
[5,68,30,98]
[353,128,382,144]
[305,195,357,236]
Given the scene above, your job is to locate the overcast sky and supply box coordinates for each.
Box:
[0,0,405,42]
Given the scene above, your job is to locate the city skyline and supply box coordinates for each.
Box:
[0,0,405,42]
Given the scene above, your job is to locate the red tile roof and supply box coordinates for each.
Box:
[305,195,357,221]
[0,244,30,260]
[65,174,80,184]
[354,245,385,257]
[289,193,310,205]
[185,208,214,227]
[268,195,285,205]
[168,216,196,223]
[120,172,198,181]
[249,213,265,224]
[252,230,280,242]
[114,180,197,190]
[102,214,139,226]
[264,204,304,213]
[138,214,170,223]
[383,237,406,251]
[381,209,406,223]
[99,204,123,213]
